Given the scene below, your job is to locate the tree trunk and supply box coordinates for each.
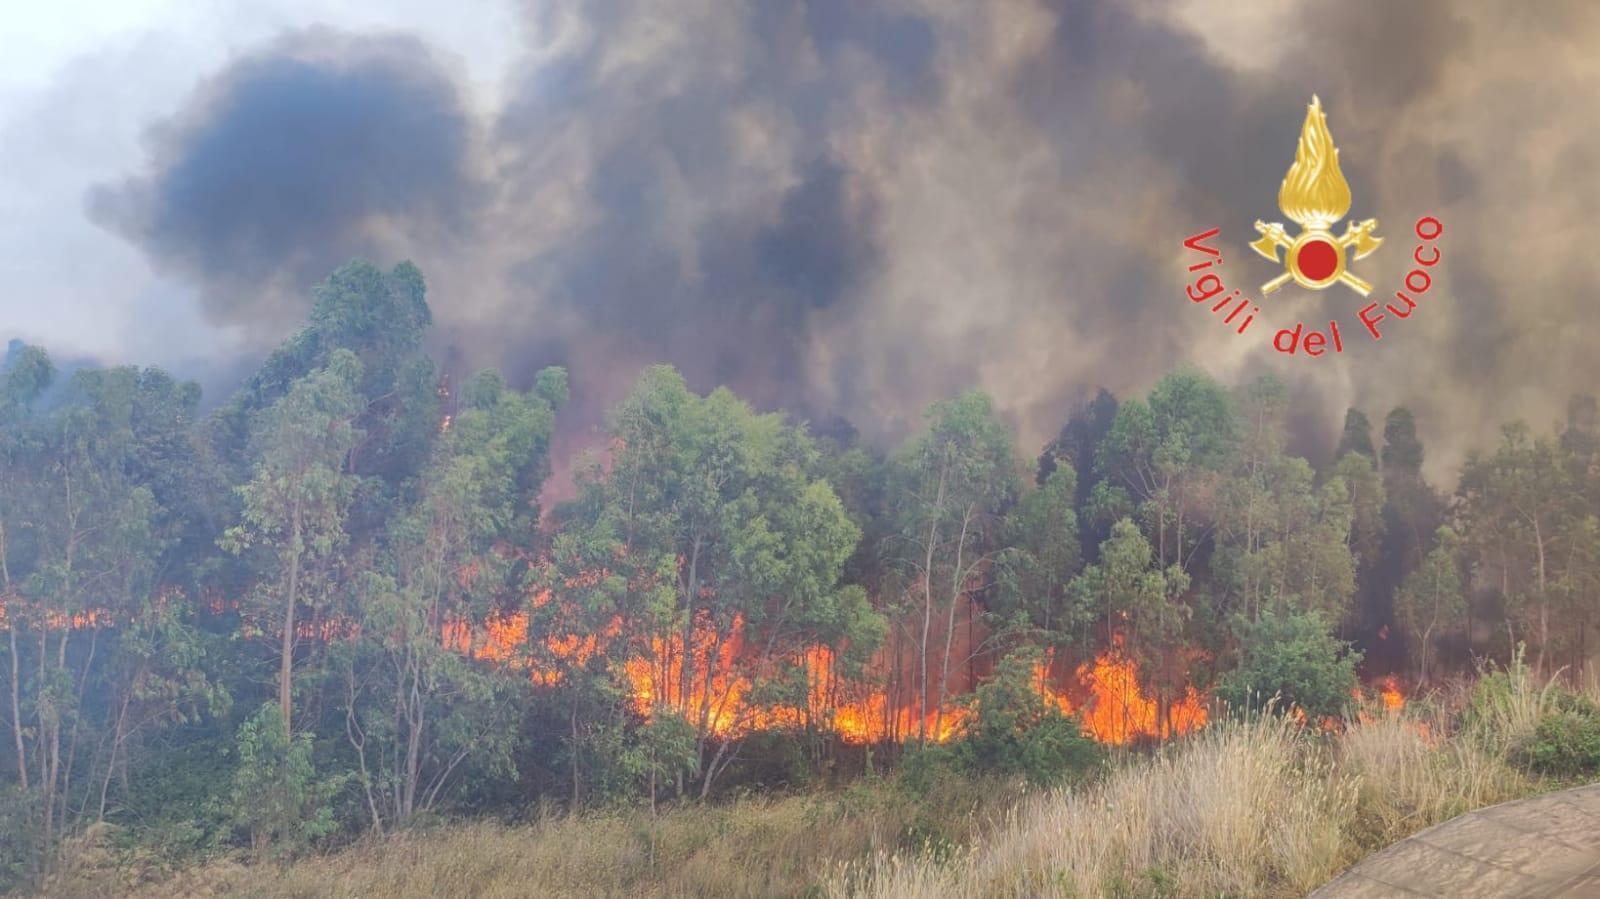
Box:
[570,694,581,813]
[917,451,949,743]
[681,534,702,717]
[7,623,24,791]
[1419,621,1435,687]
[1,523,24,792]
[281,495,304,736]
[935,505,973,741]
[1535,520,1548,675]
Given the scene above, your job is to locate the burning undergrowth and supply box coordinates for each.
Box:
[443,601,1219,748]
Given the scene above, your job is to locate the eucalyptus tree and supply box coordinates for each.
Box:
[1097,370,1234,573]
[340,369,561,830]
[1458,422,1575,671]
[546,366,877,795]
[0,355,211,861]
[889,391,1019,742]
[221,350,365,736]
[1394,526,1465,686]
[993,464,1088,648]
[1070,519,1189,718]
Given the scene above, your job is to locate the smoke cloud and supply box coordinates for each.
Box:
[90,28,484,328]
[91,0,1600,478]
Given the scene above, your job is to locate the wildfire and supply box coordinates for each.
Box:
[1035,648,1209,745]
[0,598,109,632]
[438,603,1213,748]
[1378,676,1406,712]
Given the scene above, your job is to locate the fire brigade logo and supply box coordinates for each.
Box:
[1249,96,1382,296]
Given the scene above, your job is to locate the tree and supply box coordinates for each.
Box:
[1038,389,1118,558]
[1394,526,1465,686]
[340,369,560,830]
[993,464,1087,647]
[1217,611,1361,720]
[1337,408,1376,459]
[5,365,192,856]
[1331,450,1386,635]
[1070,518,1190,732]
[1098,370,1233,572]
[1458,423,1573,672]
[546,366,878,795]
[228,704,343,858]
[1213,396,1357,627]
[221,351,364,735]
[0,344,52,798]
[890,391,1019,743]
[1373,408,1443,642]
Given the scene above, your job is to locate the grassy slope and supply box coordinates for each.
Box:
[40,671,1574,899]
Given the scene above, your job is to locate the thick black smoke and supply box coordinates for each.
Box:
[90,28,482,327]
[92,0,1600,478]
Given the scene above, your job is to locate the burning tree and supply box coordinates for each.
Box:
[337,368,561,831]
[888,391,1020,744]
[542,366,881,798]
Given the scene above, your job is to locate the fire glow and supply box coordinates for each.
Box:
[447,606,1211,746]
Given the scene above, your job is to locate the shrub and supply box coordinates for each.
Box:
[1217,611,1361,721]
[1459,646,1560,754]
[895,649,1104,797]
[1514,708,1600,779]
[0,785,39,892]
[228,704,346,858]
[961,648,1104,786]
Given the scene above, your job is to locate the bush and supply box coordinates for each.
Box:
[1217,611,1361,721]
[0,785,39,892]
[229,704,346,858]
[899,649,1104,794]
[1514,708,1600,779]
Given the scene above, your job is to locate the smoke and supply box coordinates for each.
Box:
[91,0,1600,479]
[89,28,484,328]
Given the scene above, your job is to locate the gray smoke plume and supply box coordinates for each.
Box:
[89,28,484,329]
[92,0,1600,479]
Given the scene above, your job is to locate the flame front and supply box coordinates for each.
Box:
[1278,95,1351,229]
[1035,647,1208,745]
[447,608,1209,746]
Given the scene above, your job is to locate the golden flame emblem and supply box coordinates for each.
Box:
[1250,96,1382,295]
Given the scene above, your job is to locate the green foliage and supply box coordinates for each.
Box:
[221,350,365,733]
[1514,707,1600,779]
[12,254,1600,874]
[1098,369,1233,574]
[0,785,39,892]
[1217,611,1361,720]
[995,465,1085,643]
[899,649,1103,794]
[1394,526,1465,685]
[1337,408,1376,460]
[228,704,345,858]
[1458,422,1576,669]
[545,365,881,796]
[961,648,1104,786]
[1072,519,1189,679]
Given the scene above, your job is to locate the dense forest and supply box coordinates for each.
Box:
[3,260,1597,888]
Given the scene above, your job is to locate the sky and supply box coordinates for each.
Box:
[4,0,1598,481]
[0,0,520,370]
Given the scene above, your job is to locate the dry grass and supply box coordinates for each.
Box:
[826,681,1545,899]
[38,783,1015,899]
[826,716,1357,898]
[37,668,1571,899]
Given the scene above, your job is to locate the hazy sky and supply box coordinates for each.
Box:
[5,0,1597,481]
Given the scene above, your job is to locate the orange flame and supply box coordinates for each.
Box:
[436,598,1212,747]
[1035,647,1208,745]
